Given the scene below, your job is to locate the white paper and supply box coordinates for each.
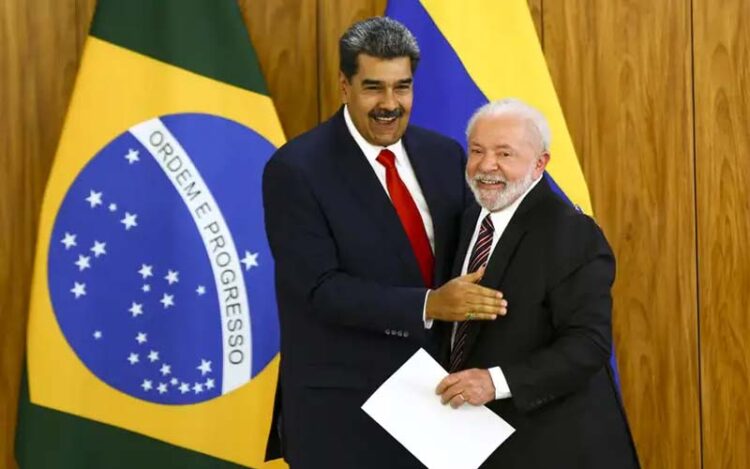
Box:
[362,348,515,469]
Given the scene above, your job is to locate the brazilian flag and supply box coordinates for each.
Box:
[16,1,286,467]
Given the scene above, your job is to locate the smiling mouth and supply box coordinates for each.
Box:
[371,115,398,124]
[476,177,506,188]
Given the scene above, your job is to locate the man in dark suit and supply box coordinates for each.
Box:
[263,17,506,468]
[436,98,640,468]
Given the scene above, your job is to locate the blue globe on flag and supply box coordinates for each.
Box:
[47,113,279,405]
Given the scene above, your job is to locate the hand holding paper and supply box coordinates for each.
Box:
[362,349,514,469]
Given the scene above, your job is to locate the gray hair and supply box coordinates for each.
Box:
[339,17,420,80]
[466,98,552,152]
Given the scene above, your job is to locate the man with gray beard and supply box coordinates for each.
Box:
[435,99,640,468]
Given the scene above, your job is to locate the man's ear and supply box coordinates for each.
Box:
[534,152,550,179]
[339,71,350,104]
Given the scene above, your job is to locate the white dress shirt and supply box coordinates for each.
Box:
[343,106,434,328]
[455,176,542,399]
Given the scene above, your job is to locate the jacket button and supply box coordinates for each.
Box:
[385,329,391,335]
[403,331,410,338]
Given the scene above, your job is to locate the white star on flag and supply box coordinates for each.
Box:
[160,293,174,309]
[127,353,139,365]
[86,190,103,208]
[179,382,190,394]
[135,332,147,344]
[121,212,138,230]
[61,232,77,250]
[240,251,259,271]
[197,359,212,376]
[142,284,151,293]
[193,383,204,394]
[129,302,144,318]
[170,378,179,386]
[125,149,140,164]
[164,269,179,285]
[138,264,153,279]
[142,380,153,391]
[157,383,168,394]
[205,378,215,390]
[148,350,159,362]
[108,203,118,212]
[75,254,91,271]
[196,285,206,296]
[93,330,102,340]
[71,282,86,299]
[90,241,107,257]
[160,364,172,376]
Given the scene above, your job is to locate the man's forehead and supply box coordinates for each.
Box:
[471,116,527,139]
[354,54,412,75]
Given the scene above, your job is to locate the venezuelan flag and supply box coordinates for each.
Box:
[386,0,592,214]
[16,0,286,467]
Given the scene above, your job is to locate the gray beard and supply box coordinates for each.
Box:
[466,169,535,212]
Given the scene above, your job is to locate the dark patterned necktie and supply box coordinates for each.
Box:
[449,214,495,371]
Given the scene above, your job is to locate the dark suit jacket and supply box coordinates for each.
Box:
[448,178,640,468]
[263,108,470,468]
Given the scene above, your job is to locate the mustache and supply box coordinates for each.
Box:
[369,107,404,119]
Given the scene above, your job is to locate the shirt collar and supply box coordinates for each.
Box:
[344,105,406,165]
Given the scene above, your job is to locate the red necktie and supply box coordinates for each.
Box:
[376,149,434,287]
[449,214,495,371]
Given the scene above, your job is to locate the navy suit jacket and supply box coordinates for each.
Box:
[447,178,640,468]
[263,108,470,468]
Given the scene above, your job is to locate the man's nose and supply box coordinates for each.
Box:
[477,154,499,171]
[380,88,398,109]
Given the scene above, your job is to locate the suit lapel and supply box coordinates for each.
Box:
[456,179,553,368]
[330,111,424,283]
[402,131,450,287]
[452,204,482,277]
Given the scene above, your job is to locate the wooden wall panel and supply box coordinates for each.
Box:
[0,1,92,466]
[527,0,543,47]
[317,0,387,122]
[543,1,700,468]
[694,0,750,467]
[239,0,318,139]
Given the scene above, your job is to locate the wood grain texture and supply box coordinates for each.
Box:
[543,1,700,467]
[0,0,93,467]
[238,0,318,139]
[317,0,387,122]
[526,0,543,47]
[694,0,750,467]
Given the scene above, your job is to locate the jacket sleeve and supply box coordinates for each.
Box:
[503,218,615,413]
[262,155,429,339]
